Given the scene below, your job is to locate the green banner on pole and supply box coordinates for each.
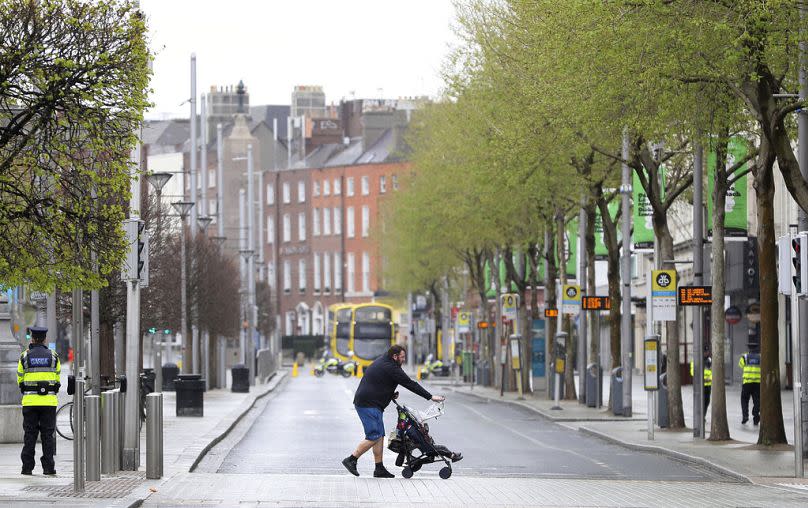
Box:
[566,218,577,279]
[707,137,749,239]
[632,171,654,251]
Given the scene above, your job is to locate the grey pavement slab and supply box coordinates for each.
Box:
[141,473,808,507]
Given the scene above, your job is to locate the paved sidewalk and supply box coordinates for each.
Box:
[431,374,802,482]
[0,370,285,507]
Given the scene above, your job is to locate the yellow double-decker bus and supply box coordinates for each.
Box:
[328,303,354,361]
[328,302,396,367]
[350,303,395,367]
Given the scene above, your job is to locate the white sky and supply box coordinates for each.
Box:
[140,0,459,120]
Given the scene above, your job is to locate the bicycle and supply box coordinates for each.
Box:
[56,374,146,441]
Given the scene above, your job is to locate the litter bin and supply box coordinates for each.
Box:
[476,360,491,386]
[610,367,623,416]
[586,363,602,408]
[462,352,474,382]
[175,374,204,417]
[231,364,250,393]
[657,373,669,428]
[161,363,179,392]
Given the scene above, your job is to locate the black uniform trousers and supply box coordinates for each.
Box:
[21,406,56,472]
[703,386,711,414]
[741,382,761,422]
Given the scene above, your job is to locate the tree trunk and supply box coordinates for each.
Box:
[100,320,116,380]
[753,139,788,445]
[655,219,686,428]
[586,202,597,366]
[709,142,731,441]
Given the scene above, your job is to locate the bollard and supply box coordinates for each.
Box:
[117,389,125,469]
[101,391,115,474]
[85,395,100,481]
[73,377,85,493]
[112,390,121,471]
[146,392,163,479]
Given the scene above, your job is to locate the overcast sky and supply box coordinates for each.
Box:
[140,0,459,120]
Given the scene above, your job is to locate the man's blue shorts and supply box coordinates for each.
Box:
[355,405,384,441]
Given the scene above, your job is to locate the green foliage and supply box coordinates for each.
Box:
[0,0,151,291]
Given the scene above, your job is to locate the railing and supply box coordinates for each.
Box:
[256,348,279,383]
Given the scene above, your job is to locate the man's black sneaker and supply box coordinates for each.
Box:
[741,417,748,424]
[753,416,760,426]
[373,465,395,478]
[20,470,32,476]
[43,470,56,476]
[342,455,359,477]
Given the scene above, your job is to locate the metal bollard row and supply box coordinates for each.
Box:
[101,391,116,474]
[85,395,100,481]
[146,392,163,479]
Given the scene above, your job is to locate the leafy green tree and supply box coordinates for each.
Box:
[0,0,150,290]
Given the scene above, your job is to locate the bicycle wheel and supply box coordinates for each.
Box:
[55,402,74,440]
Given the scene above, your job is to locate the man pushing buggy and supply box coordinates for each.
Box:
[342,345,454,478]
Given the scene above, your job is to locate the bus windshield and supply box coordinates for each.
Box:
[335,307,353,357]
[352,305,393,361]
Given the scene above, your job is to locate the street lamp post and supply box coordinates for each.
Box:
[172,201,194,375]
[147,172,173,393]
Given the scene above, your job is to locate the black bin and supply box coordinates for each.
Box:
[175,374,204,417]
[231,364,250,393]
[611,367,623,415]
[657,373,669,428]
[162,363,180,391]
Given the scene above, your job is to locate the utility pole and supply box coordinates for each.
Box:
[578,195,587,404]
[620,128,633,417]
[247,145,257,383]
[795,0,808,476]
[239,189,247,366]
[123,136,141,471]
[693,140,705,438]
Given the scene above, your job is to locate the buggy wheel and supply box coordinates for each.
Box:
[340,369,352,378]
[314,369,324,377]
[439,466,452,479]
[411,463,422,472]
[401,467,413,479]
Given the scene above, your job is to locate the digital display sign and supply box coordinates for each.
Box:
[582,296,610,311]
[677,285,712,306]
[544,308,559,318]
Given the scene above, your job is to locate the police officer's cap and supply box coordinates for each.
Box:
[29,326,48,340]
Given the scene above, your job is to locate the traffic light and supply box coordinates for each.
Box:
[163,329,171,335]
[793,233,808,297]
[148,327,157,334]
[138,222,149,287]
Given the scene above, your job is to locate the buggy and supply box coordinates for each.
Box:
[387,395,462,479]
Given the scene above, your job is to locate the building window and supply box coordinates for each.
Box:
[209,170,216,188]
[361,206,369,237]
[392,174,399,190]
[346,177,355,196]
[298,211,306,241]
[313,208,320,236]
[323,208,331,236]
[267,262,275,288]
[267,216,274,244]
[323,253,331,293]
[314,253,321,293]
[347,253,355,293]
[299,258,306,293]
[323,179,330,196]
[282,214,291,243]
[267,183,275,205]
[334,252,342,293]
[334,206,341,235]
[282,182,290,203]
[362,252,370,293]
[313,181,320,197]
[361,175,369,195]
[379,175,386,193]
[297,181,305,203]
[283,260,291,293]
[334,178,341,195]
[346,207,355,238]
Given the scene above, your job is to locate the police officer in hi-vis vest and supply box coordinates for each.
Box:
[690,350,713,414]
[739,342,761,426]
[17,326,61,475]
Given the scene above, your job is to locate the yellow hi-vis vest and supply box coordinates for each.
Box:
[690,361,712,387]
[17,344,61,407]
[738,353,761,384]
